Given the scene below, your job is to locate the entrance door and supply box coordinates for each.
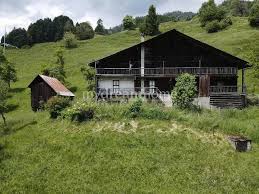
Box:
[199,75,210,97]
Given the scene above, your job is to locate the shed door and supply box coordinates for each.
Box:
[199,75,210,97]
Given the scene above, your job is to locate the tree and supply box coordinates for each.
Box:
[0,80,9,126]
[198,0,226,27]
[230,0,249,16]
[140,5,160,36]
[53,15,74,41]
[249,0,259,27]
[75,22,95,40]
[4,28,30,48]
[171,73,197,109]
[0,50,17,87]
[63,32,78,48]
[64,20,75,33]
[123,15,136,30]
[42,49,67,84]
[95,19,107,35]
[28,18,55,44]
[81,65,95,91]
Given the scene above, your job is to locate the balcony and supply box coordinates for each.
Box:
[96,67,237,77]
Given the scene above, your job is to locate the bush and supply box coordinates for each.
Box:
[75,22,95,40]
[62,101,96,122]
[63,32,77,48]
[171,73,197,109]
[128,98,143,118]
[198,0,226,27]
[205,20,221,33]
[249,1,259,27]
[46,96,71,119]
[220,16,233,29]
[247,95,259,106]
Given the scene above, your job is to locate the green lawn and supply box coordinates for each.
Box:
[1,17,259,193]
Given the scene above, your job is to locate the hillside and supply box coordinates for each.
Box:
[1,17,259,193]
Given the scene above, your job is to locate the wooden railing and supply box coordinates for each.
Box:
[210,86,238,94]
[96,67,237,76]
[97,87,160,95]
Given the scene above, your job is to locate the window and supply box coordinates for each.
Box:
[113,80,120,93]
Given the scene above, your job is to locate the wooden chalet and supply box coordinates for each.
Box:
[89,29,250,108]
[28,75,75,111]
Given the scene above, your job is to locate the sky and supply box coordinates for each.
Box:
[0,0,224,36]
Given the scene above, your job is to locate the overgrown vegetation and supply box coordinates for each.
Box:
[62,101,96,122]
[46,96,71,118]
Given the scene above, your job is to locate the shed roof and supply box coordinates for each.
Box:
[28,75,75,97]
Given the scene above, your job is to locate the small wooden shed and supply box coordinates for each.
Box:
[28,75,75,111]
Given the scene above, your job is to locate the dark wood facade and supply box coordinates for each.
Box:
[90,29,250,107]
[28,75,75,111]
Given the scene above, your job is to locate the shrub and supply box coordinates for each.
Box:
[220,16,233,29]
[249,1,259,27]
[128,98,143,118]
[205,20,221,33]
[75,22,95,40]
[46,96,71,119]
[171,73,197,109]
[247,95,259,106]
[198,0,226,27]
[63,32,77,48]
[62,101,96,122]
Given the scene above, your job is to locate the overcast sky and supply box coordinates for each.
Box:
[0,0,224,36]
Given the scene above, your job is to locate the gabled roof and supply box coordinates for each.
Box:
[89,29,250,69]
[28,75,75,97]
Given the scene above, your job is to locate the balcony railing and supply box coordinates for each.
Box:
[210,86,238,94]
[97,87,160,96]
[96,67,237,76]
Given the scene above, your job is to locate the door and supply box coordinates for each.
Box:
[199,75,210,97]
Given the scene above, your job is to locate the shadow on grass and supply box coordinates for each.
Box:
[0,120,37,136]
[9,87,26,93]
[7,87,27,98]
[6,104,19,113]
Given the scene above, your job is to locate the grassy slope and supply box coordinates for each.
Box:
[1,17,259,193]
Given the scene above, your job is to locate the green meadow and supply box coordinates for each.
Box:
[0,17,259,193]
